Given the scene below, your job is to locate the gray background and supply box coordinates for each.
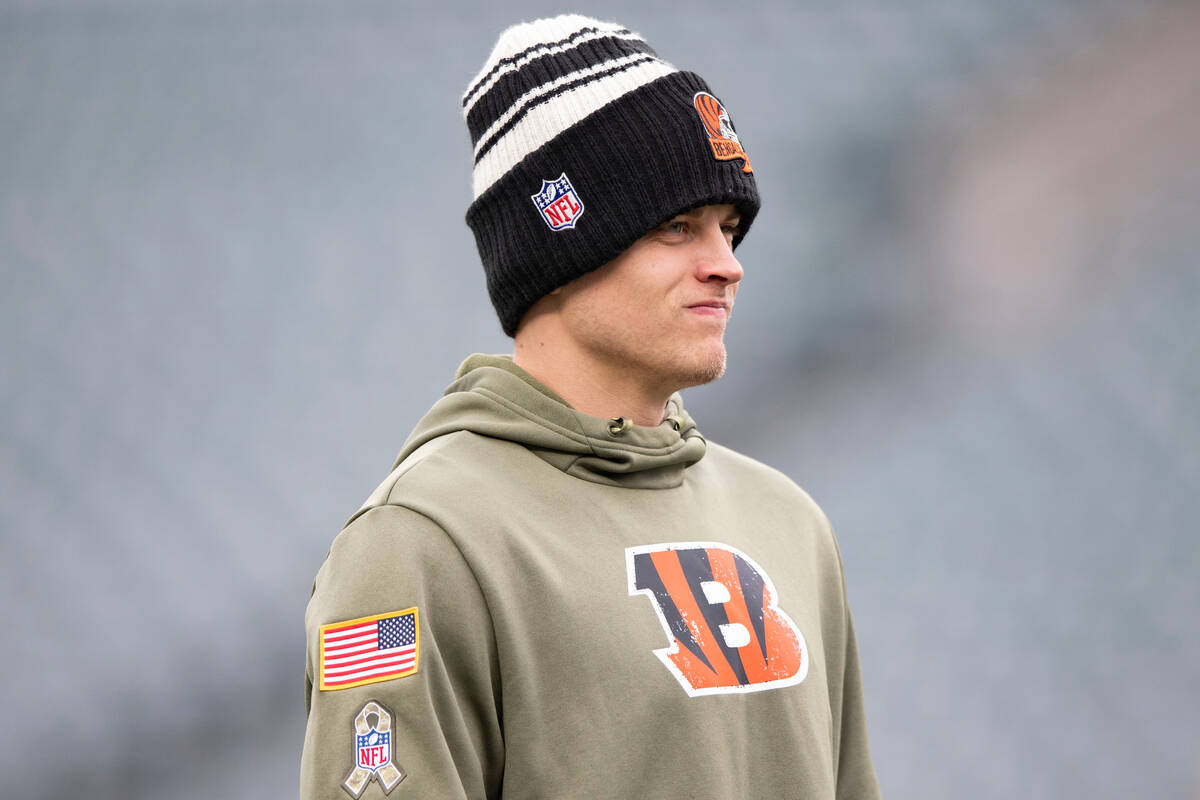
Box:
[2,0,1197,797]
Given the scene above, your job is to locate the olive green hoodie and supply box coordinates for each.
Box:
[301,355,879,799]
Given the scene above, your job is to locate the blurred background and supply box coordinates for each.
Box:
[2,0,1197,797]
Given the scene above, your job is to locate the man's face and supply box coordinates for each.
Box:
[552,203,745,395]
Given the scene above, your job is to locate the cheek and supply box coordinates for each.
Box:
[560,283,628,337]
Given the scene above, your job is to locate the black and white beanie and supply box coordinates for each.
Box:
[463,14,760,336]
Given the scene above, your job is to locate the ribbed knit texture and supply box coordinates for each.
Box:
[463,15,760,336]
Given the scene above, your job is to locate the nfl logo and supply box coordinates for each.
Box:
[530,173,585,231]
[355,726,391,773]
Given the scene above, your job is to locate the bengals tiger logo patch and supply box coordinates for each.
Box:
[693,91,753,173]
[626,542,807,697]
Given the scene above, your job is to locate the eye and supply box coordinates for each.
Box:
[661,220,688,235]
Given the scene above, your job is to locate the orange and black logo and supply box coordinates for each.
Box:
[626,542,806,697]
[693,91,753,173]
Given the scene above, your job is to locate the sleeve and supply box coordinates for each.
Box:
[300,504,503,800]
[820,508,881,800]
[835,611,881,800]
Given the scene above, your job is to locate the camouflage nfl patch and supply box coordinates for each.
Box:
[344,701,405,798]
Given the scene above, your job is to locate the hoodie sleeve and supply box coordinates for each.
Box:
[835,610,881,800]
[301,504,502,800]
[825,519,881,800]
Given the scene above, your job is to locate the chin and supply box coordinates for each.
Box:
[673,343,728,390]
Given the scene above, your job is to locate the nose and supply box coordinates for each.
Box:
[696,221,744,284]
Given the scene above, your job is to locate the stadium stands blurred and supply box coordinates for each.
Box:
[2,1,1196,797]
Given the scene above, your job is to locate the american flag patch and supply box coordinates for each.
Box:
[319,608,420,691]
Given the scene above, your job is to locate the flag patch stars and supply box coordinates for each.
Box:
[319,608,420,691]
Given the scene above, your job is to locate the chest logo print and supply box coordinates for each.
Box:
[626,542,807,697]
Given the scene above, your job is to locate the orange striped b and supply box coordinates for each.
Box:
[626,542,807,697]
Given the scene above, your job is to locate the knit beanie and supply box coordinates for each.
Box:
[463,14,761,336]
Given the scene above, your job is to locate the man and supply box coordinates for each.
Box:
[301,14,879,799]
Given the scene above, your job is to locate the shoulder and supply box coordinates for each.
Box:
[307,503,493,656]
[314,506,460,607]
[322,429,546,577]
[693,439,842,570]
[347,430,535,523]
[699,440,832,522]
[319,430,515,594]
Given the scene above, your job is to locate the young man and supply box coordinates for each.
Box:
[301,15,879,799]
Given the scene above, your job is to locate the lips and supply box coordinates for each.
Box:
[686,299,729,317]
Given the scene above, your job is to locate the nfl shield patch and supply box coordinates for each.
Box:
[356,727,390,773]
[344,701,405,797]
[530,173,585,230]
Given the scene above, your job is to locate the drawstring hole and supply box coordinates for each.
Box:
[608,417,632,436]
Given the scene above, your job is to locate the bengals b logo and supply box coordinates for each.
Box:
[626,542,807,697]
[692,91,753,174]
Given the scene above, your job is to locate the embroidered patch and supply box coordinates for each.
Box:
[319,608,419,691]
[626,542,806,697]
[693,91,753,173]
[344,700,405,798]
[530,172,585,230]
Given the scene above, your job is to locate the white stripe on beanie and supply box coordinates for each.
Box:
[471,58,677,198]
[471,51,664,163]
[463,15,677,199]
[463,23,646,116]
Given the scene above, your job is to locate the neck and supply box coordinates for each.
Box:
[513,324,671,427]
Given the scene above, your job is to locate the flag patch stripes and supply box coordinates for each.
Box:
[319,608,420,691]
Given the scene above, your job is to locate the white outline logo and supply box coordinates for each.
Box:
[626,541,808,698]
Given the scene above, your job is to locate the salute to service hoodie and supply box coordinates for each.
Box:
[301,354,880,800]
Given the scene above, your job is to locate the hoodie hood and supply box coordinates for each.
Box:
[393,354,707,489]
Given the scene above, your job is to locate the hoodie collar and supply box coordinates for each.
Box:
[394,354,707,489]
